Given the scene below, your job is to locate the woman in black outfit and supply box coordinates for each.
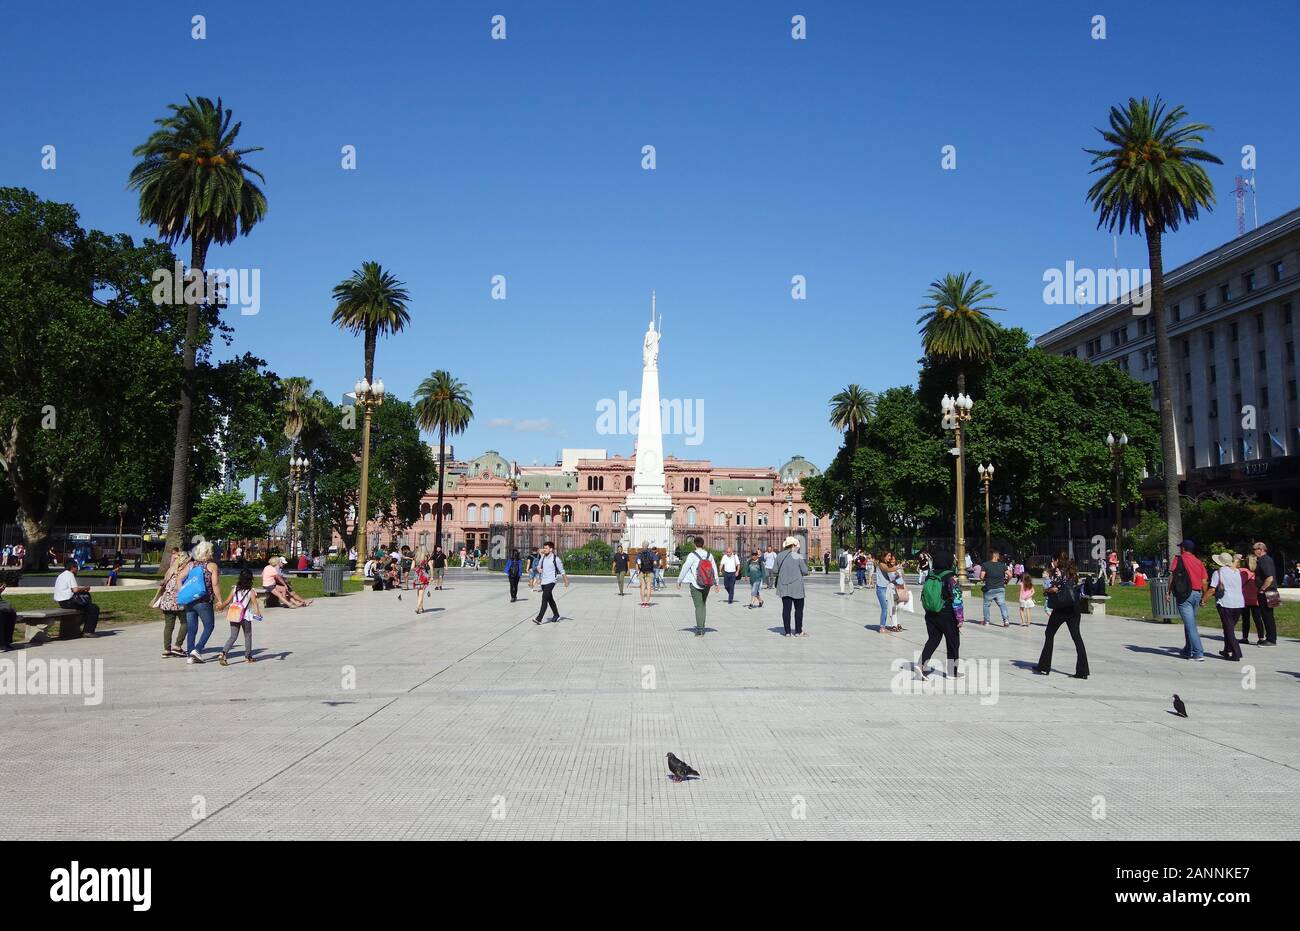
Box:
[1035,554,1089,679]
[505,549,523,602]
[918,551,962,679]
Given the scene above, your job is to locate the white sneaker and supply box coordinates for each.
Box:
[188,650,204,664]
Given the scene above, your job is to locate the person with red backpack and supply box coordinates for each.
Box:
[678,536,719,637]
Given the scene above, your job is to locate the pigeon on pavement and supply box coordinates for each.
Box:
[666,752,699,782]
[1172,694,1188,718]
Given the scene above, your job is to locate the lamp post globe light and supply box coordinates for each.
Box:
[540,493,552,526]
[1106,432,1128,569]
[977,461,994,558]
[353,377,385,572]
[940,392,975,585]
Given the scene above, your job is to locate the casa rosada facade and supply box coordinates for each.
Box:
[357,449,833,559]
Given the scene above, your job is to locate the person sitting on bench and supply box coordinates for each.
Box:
[261,556,311,608]
[54,559,99,637]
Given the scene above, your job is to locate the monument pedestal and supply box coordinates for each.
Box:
[623,490,675,551]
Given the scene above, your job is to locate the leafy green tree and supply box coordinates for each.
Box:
[1086,96,1221,552]
[414,371,474,552]
[129,95,268,556]
[189,488,270,546]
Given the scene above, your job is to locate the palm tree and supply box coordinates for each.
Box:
[829,384,876,545]
[916,272,1004,390]
[281,376,311,445]
[129,95,267,556]
[1086,96,1220,553]
[329,261,411,383]
[330,262,410,557]
[414,372,474,553]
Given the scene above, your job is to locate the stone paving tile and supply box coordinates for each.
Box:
[1,573,1297,840]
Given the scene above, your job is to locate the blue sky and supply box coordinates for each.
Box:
[4,0,1298,473]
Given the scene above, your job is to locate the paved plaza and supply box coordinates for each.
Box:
[2,573,1297,841]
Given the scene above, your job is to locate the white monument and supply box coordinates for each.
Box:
[622,292,675,551]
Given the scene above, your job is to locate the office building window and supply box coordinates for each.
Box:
[1117,356,1129,374]
[1187,446,1196,469]
[1063,347,1077,358]
[1207,329,1216,350]
[1285,302,1293,325]
[1208,398,1218,418]
[1172,302,1182,321]
[1219,283,1231,303]
[1274,261,1286,283]
[1234,392,1242,410]
[1138,318,1149,337]
[1256,315,1264,333]
[1259,349,1267,371]
[1209,364,1216,384]
[1111,325,1129,347]
[1287,342,1295,364]
[1289,379,1297,402]
[1196,293,1207,313]
[1141,347,1156,370]
[1183,405,1192,423]
[1230,321,1239,342]
[1244,271,1256,292]
[1184,371,1192,390]
[1261,386,1269,408]
[1232,357,1240,378]
[1182,339,1190,358]
[1086,337,1102,358]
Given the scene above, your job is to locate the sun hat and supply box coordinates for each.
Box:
[1211,552,1235,569]
[783,536,800,549]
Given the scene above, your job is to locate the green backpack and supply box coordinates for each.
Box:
[921,570,952,613]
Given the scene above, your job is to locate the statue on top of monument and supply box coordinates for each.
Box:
[642,291,660,368]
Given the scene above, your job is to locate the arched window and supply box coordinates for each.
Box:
[518,504,530,521]
[757,512,769,526]
[625,475,633,490]
[442,503,453,520]
[494,504,504,522]
[812,514,821,528]
[467,504,478,524]
[612,510,621,524]
[783,509,792,528]
[797,509,807,528]
[737,512,747,525]
[561,505,573,523]
[480,503,490,523]
[686,507,697,526]
[529,504,540,520]
[590,505,601,523]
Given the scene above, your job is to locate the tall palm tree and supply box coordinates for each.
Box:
[281,376,311,445]
[829,384,876,545]
[330,261,411,383]
[1086,96,1220,552]
[129,95,267,556]
[916,272,1004,391]
[414,371,474,552]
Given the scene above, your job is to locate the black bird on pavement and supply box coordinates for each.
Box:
[666,752,699,782]
[1172,694,1188,717]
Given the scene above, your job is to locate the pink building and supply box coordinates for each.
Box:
[362,449,832,560]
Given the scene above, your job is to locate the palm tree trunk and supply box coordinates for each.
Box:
[364,329,376,383]
[434,426,447,551]
[163,238,209,556]
[1145,223,1182,554]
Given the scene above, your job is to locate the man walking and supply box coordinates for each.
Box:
[532,541,567,624]
[720,546,741,604]
[678,536,719,636]
[763,547,777,589]
[837,546,852,595]
[431,546,447,590]
[636,542,656,607]
[1252,540,1279,645]
[980,549,1012,626]
[1171,539,1208,661]
[612,544,629,596]
[854,549,868,588]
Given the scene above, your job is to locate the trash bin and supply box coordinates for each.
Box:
[322,562,346,596]
[1149,577,1177,623]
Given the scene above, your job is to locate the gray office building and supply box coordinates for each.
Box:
[1036,206,1300,511]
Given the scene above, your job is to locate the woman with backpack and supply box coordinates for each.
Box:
[504,549,523,602]
[917,551,962,679]
[219,567,262,666]
[1035,554,1089,679]
[636,543,657,607]
[774,536,810,637]
[180,541,225,664]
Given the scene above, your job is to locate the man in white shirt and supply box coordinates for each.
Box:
[678,536,719,636]
[763,548,777,589]
[837,547,852,595]
[532,541,567,624]
[719,547,741,603]
[53,560,99,637]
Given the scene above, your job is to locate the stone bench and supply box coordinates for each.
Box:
[1086,595,1110,617]
[15,608,83,644]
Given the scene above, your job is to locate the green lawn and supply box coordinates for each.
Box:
[1095,586,1299,638]
[4,576,363,636]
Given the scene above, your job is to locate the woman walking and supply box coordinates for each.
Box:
[917,552,962,678]
[219,568,262,665]
[184,541,225,664]
[1238,553,1263,646]
[874,551,904,633]
[155,547,191,658]
[745,551,765,608]
[774,536,810,637]
[505,548,523,602]
[1209,552,1244,661]
[1035,554,1089,679]
[414,550,431,613]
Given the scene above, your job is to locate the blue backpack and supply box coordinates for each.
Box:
[176,564,208,607]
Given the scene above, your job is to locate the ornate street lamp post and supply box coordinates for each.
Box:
[941,392,974,585]
[540,493,552,526]
[508,479,519,566]
[977,462,995,558]
[289,454,309,559]
[115,503,126,559]
[353,377,385,571]
[1106,432,1128,569]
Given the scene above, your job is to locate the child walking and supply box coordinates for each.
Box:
[1017,572,1035,627]
[414,554,431,614]
[219,568,261,665]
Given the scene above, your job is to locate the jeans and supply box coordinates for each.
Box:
[690,585,710,631]
[781,596,804,634]
[186,600,216,654]
[839,568,851,594]
[1177,590,1204,659]
[723,571,737,602]
[750,578,762,600]
[855,568,867,587]
[983,588,1008,623]
[223,620,253,657]
[876,586,892,629]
